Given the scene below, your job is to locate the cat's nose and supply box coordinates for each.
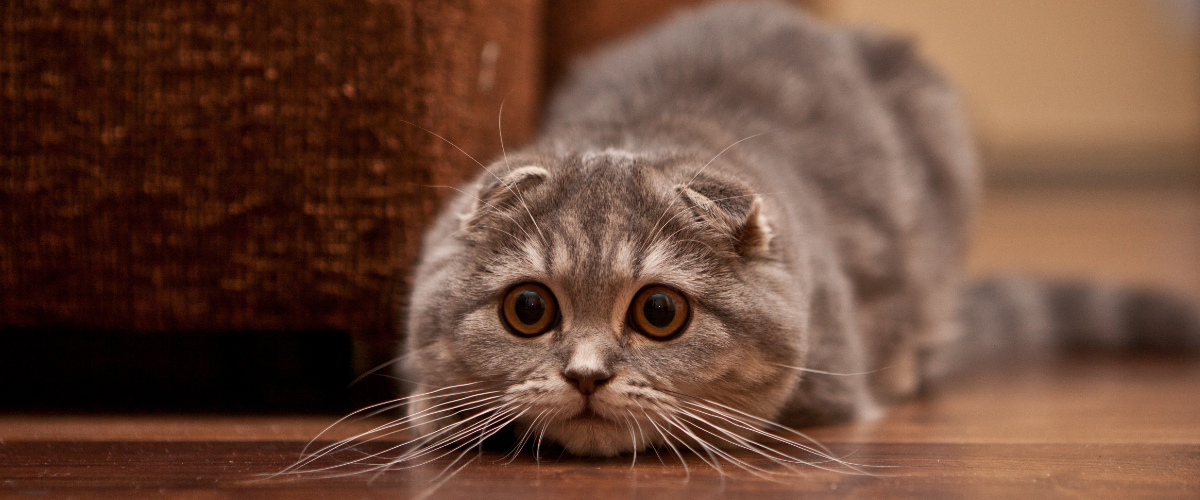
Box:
[562,367,611,396]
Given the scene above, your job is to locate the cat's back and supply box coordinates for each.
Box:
[539,1,975,197]
[544,2,871,136]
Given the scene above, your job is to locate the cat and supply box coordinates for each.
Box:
[331,1,1200,469]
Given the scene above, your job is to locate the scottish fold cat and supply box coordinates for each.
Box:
[388,1,1200,463]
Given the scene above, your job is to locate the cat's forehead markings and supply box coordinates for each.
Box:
[580,148,641,167]
[636,240,702,289]
[547,225,638,284]
[481,250,544,284]
[589,235,639,284]
[595,221,618,258]
[638,241,675,280]
[607,238,637,280]
[548,232,578,278]
[520,239,547,274]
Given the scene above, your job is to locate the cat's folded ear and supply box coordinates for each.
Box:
[676,183,772,257]
[460,165,549,231]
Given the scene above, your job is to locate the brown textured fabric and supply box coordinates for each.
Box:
[1,0,541,365]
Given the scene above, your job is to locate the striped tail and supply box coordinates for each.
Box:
[927,277,1200,378]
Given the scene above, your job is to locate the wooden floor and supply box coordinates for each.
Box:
[3,354,1198,499]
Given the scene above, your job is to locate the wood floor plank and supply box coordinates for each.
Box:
[1,441,1196,499]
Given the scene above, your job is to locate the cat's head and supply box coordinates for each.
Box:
[404,149,808,456]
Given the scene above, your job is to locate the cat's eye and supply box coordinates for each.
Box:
[630,285,689,339]
[501,283,558,336]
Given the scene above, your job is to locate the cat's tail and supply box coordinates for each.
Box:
[928,277,1200,376]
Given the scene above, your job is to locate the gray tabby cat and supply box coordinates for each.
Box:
[396,1,1200,461]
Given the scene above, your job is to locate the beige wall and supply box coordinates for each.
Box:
[817,0,1200,183]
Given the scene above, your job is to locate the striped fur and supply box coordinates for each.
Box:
[926,278,1200,379]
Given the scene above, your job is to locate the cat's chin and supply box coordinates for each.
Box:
[539,416,640,457]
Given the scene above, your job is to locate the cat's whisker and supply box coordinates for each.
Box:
[397,119,495,179]
[342,402,519,480]
[429,407,526,472]
[344,343,439,389]
[673,239,721,256]
[422,396,528,455]
[664,412,793,484]
[680,401,832,459]
[669,405,813,476]
[674,397,877,475]
[416,183,539,244]
[282,383,501,473]
[297,380,494,454]
[502,408,548,464]
[534,408,561,466]
[674,400,829,460]
[473,224,520,243]
[398,405,530,500]
[410,453,477,500]
[498,98,549,247]
[353,394,507,448]
[626,408,666,467]
[653,400,785,482]
[638,407,691,480]
[395,117,552,248]
[389,402,525,466]
[643,199,698,252]
[661,218,719,245]
[307,390,505,460]
[346,408,519,479]
[617,412,639,469]
[666,405,782,459]
[649,390,829,467]
[641,133,768,252]
[502,411,544,463]
[660,191,786,248]
[770,362,891,377]
[285,384,519,477]
[684,132,768,190]
[642,199,711,253]
[500,393,553,464]
[656,410,729,478]
[659,191,785,241]
[358,386,503,420]
[497,96,513,169]
[293,399,512,476]
[666,392,836,455]
[417,403,532,481]
[677,406,870,478]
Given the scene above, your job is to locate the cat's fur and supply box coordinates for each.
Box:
[400,1,1200,458]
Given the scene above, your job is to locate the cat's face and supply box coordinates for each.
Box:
[404,150,808,456]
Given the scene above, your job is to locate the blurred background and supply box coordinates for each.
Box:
[815,0,1200,299]
[3,0,1197,414]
